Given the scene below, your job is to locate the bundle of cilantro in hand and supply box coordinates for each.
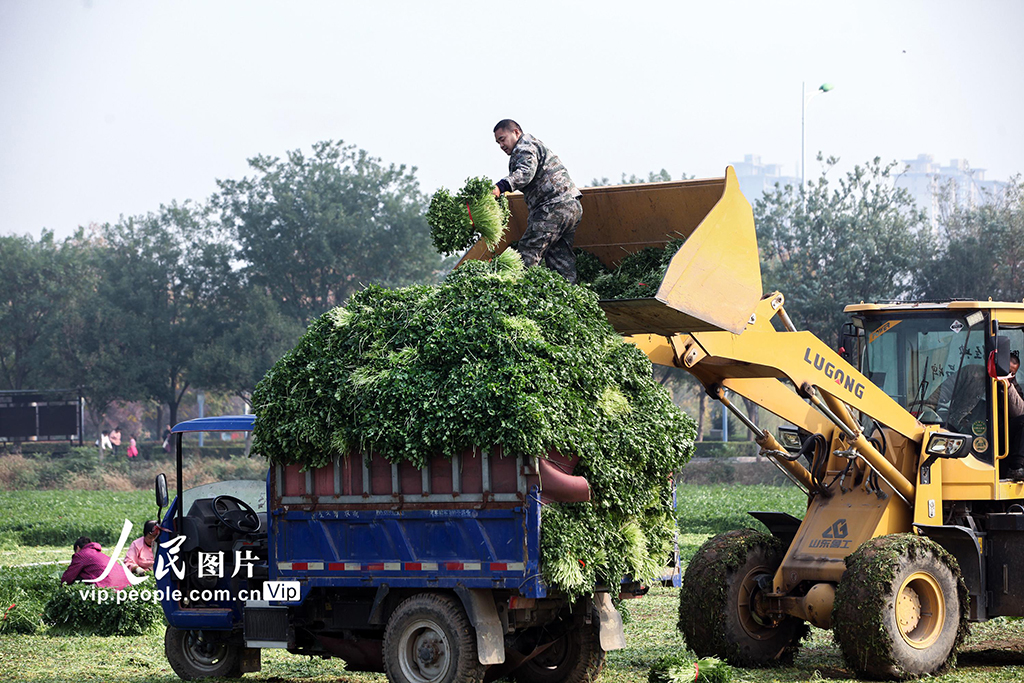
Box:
[251,254,694,597]
[427,176,511,255]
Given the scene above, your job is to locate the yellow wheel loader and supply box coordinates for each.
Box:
[462,168,1024,679]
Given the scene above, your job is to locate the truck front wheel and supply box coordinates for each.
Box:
[164,625,242,680]
[383,593,485,683]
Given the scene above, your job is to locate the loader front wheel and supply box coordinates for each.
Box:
[833,534,968,679]
[678,529,807,666]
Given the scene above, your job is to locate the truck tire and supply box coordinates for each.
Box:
[383,593,485,683]
[164,625,242,680]
[512,620,604,683]
[678,529,807,666]
[832,534,969,679]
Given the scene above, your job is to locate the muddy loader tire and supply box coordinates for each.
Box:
[164,626,242,680]
[832,534,969,680]
[383,593,485,683]
[678,529,807,667]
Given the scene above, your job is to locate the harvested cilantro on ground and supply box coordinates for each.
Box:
[578,239,684,299]
[427,176,511,255]
[252,254,694,597]
[43,583,163,636]
[649,655,733,683]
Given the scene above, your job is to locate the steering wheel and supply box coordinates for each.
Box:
[212,495,261,534]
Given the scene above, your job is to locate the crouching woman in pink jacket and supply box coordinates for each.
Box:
[61,536,131,590]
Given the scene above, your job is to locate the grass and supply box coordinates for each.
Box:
[0,631,379,682]
[0,490,157,546]
[676,483,808,565]
[676,483,809,535]
[0,544,68,567]
[3,585,1024,682]
[0,450,269,494]
[2,486,1024,681]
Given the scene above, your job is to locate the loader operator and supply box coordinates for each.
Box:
[492,119,583,284]
[1006,350,1024,482]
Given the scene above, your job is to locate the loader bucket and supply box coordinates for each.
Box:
[459,166,763,335]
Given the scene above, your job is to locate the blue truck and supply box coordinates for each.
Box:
[155,415,638,683]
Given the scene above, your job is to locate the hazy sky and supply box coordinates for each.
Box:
[2,0,1022,240]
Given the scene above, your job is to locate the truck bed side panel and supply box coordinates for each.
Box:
[269,448,546,598]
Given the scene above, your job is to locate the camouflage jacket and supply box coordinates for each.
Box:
[500,133,580,215]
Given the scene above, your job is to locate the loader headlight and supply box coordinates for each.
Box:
[777,426,804,453]
[925,433,968,458]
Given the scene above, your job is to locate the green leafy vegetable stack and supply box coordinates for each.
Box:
[252,255,694,597]
[427,176,511,255]
[577,239,685,300]
[43,582,163,636]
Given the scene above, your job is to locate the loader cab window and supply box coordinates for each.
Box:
[861,315,988,438]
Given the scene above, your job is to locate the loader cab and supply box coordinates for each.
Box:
[851,304,1024,468]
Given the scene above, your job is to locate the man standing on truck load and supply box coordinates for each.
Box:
[492,119,583,283]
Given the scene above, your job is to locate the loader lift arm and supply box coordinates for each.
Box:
[628,291,922,503]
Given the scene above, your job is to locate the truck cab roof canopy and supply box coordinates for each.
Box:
[171,415,254,434]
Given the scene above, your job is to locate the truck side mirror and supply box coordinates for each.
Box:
[155,473,169,508]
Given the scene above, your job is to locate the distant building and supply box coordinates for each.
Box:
[731,155,801,205]
[895,154,1006,226]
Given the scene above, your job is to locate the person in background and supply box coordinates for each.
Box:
[162,425,173,453]
[109,426,122,458]
[61,536,130,589]
[97,430,112,451]
[123,521,159,575]
[127,434,139,459]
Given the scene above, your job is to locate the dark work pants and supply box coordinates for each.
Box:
[1008,414,1024,472]
[1005,384,1024,473]
[519,199,583,284]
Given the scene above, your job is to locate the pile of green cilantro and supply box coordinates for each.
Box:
[576,239,684,299]
[252,252,694,596]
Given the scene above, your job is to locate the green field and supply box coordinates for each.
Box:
[0,490,156,547]
[2,485,1024,682]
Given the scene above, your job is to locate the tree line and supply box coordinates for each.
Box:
[0,141,445,427]
[1,141,1021,431]
[757,155,1023,343]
